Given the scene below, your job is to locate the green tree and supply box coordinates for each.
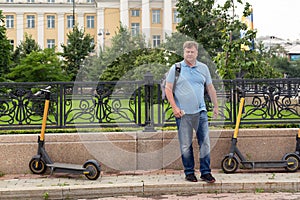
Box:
[176,0,225,57]
[7,48,68,82]
[99,24,147,81]
[11,33,41,67]
[177,0,280,79]
[60,25,95,81]
[0,10,12,81]
[79,54,105,81]
[284,61,300,78]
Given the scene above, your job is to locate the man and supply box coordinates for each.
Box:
[165,41,218,183]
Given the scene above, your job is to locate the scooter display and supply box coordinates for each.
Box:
[29,86,101,180]
[221,88,299,173]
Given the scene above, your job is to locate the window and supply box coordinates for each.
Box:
[152,35,161,47]
[131,23,139,36]
[67,15,74,29]
[67,0,73,3]
[152,10,160,24]
[6,15,14,28]
[131,10,140,17]
[27,15,35,28]
[86,0,94,3]
[6,0,13,2]
[27,0,34,2]
[86,16,94,28]
[47,39,55,48]
[173,10,181,23]
[48,0,55,3]
[47,15,55,28]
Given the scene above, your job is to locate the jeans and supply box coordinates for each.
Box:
[176,111,211,176]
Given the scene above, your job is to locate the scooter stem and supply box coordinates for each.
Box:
[40,92,50,142]
[233,97,245,139]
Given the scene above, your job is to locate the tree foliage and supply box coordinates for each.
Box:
[60,25,95,81]
[0,10,12,81]
[7,48,68,82]
[98,24,147,81]
[11,33,41,67]
[176,0,225,57]
[176,0,281,79]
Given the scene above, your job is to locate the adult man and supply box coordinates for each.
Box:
[165,41,218,183]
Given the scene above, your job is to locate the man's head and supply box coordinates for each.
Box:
[183,41,198,65]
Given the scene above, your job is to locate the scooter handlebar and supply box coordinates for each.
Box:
[34,86,51,96]
[236,86,245,97]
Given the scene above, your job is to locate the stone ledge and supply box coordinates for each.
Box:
[0,128,298,174]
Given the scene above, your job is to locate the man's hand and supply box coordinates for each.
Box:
[213,106,218,119]
[173,107,184,118]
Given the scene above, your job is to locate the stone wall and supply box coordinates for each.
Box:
[0,128,298,174]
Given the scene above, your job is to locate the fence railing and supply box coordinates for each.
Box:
[0,76,300,131]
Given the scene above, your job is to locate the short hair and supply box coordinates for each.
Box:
[183,41,198,51]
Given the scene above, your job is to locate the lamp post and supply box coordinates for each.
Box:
[269,35,275,55]
[72,0,75,28]
[98,29,110,51]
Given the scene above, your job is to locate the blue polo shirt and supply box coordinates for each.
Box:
[166,60,212,114]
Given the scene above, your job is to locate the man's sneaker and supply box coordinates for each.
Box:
[185,173,198,182]
[200,173,216,183]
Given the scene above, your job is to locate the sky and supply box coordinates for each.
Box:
[216,0,300,41]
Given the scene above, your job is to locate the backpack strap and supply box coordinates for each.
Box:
[173,62,181,92]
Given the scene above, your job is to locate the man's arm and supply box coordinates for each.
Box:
[206,83,218,119]
[165,82,183,118]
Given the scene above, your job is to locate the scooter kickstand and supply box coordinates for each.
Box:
[49,167,55,176]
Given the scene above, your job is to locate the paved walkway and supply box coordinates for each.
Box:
[0,169,300,200]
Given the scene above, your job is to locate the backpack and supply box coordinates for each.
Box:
[161,62,181,100]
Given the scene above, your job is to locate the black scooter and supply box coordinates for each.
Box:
[221,88,299,173]
[29,86,101,180]
[282,126,300,169]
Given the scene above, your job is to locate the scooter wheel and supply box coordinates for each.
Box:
[83,162,101,180]
[29,158,47,174]
[284,154,299,172]
[221,155,239,173]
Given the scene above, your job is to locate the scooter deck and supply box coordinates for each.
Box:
[47,163,86,174]
[242,160,287,169]
[47,163,84,169]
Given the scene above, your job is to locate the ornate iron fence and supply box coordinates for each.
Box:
[0,76,299,131]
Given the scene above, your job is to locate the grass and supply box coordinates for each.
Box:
[1,96,299,134]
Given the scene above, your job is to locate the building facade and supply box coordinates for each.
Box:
[0,0,180,53]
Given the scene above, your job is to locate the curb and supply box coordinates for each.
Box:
[1,171,300,199]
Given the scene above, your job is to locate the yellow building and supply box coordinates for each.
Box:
[0,0,180,53]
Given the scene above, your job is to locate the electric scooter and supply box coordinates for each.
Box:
[29,86,101,180]
[221,87,299,173]
[282,126,300,168]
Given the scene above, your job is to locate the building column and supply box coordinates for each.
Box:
[163,0,172,41]
[142,0,151,44]
[96,7,105,54]
[16,12,24,45]
[77,12,84,30]
[37,13,44,49]
[120,0,129,28]
[57,13,64,52]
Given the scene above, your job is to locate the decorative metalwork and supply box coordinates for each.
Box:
[0,78,299,130]
[237,79,300,123]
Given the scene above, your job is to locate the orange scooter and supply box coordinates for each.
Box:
[29,86,101,180]
[221,88,299,173]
